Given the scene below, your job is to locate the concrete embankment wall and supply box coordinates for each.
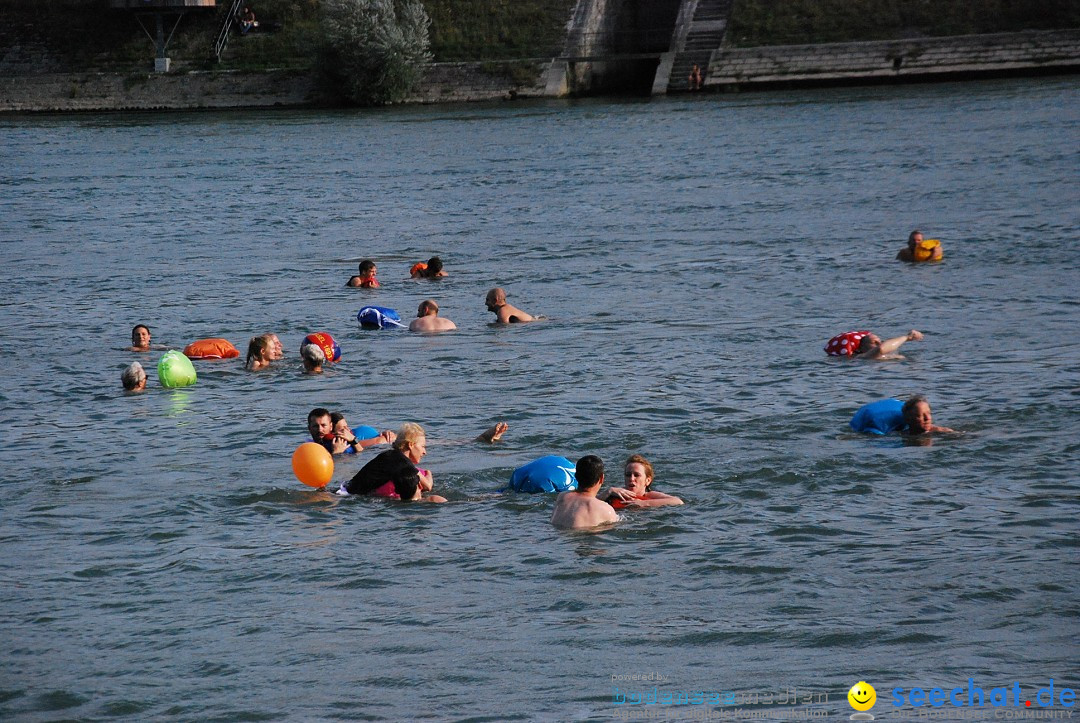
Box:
[0,60,551,113]
[3,29,1079,112]
[706,30,1080,89]
[0,70,319,113]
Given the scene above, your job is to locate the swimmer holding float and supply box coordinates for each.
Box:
[602,455,684,509]
[826,329,924,359]
[897,229,943,262]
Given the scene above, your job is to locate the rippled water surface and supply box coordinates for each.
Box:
[1,78,1078,720]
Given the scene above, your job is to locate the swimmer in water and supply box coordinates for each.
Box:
[301,342,325,374]
[551,455,618,529]
[897,229,943,262]
[409,299,457,332]
[411,256,448,279]
[245,335,274,371]
[901,395,957,436]
[127,324,166,352]
[328,411,397,455]
[121,361,147,392]
[128,324,152,352]
[346,259,379,288]
[485,287,535,323]
[265,333,284,360]
[340,422,446,502]
[602,455,684,509]
[856,329,924,360]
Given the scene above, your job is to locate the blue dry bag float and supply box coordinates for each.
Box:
[357,306,405,329]
[353,425,380,440]
[507,456,578,493]
[850,398,906,435]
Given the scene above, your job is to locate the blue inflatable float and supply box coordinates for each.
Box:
[357,306,404,329]
[353,425,380,440]
[850,398,906,435]
[507,456,578,493]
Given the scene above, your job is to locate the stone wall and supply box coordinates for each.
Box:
[0,60,553,113]
[706,30,1080,88]
[0,70,320,113]
[405,61,550,104]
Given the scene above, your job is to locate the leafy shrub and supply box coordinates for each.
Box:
[320,0,432,105]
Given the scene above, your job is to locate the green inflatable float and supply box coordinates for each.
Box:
[157,350,197,389]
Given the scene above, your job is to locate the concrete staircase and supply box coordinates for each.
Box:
[667,0,733,92]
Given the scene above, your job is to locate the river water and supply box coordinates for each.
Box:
[1,77,1078,721]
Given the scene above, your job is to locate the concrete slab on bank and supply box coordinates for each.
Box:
[706,30,1080,90]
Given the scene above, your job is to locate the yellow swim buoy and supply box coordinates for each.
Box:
[914,238,942,262]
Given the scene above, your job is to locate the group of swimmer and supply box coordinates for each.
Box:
[120,254,541,387]
[303,404,684,526]
[121,232,955,529]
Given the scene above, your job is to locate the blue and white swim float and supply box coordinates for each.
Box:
[357,306,405,329]
[507,456,578,493]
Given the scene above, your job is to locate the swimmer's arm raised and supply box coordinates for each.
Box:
[476,422,508,443]
[876,329,922,356]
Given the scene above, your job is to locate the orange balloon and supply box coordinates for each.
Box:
[292,442,334,488]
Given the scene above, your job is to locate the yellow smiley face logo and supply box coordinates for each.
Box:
[848,681,876,711]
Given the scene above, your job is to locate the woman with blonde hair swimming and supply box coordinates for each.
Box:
[245,334,274,371]
[339,423,446,503]
[602,455,683,509]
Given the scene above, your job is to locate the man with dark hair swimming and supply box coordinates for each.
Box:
[551,455,618,529]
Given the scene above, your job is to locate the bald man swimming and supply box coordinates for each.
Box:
[485,287,535,323]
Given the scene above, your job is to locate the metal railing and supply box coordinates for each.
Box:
[213,0,245,62]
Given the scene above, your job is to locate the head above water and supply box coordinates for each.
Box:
[301,342,325,371]
[307,407,332,440]
[901,395,933,434]
[265,333,284,360]
[426,256,443,275]
[857,333,882,354]
[624,454,654,493]
[417,299,439,317]
[121,361,147,391]
[485,287,506,310]
[908,229,923,251]
[246,335,272,364]
[131,324,151,348]
[393,422,427,463]
[576,455,605,490]
[358,259,376,277]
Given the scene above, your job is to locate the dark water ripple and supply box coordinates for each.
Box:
[1,78,1079,719]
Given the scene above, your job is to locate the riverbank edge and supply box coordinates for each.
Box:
[1,29,1078,113]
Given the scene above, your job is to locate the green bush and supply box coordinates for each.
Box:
[319,0,432,105]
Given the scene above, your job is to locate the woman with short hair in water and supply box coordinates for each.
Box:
[121,361,147,392]
[340,422,446,502]
[602,455,683,509]
[300,343,325,374]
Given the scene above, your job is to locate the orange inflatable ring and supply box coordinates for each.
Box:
[183,338,240,360]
